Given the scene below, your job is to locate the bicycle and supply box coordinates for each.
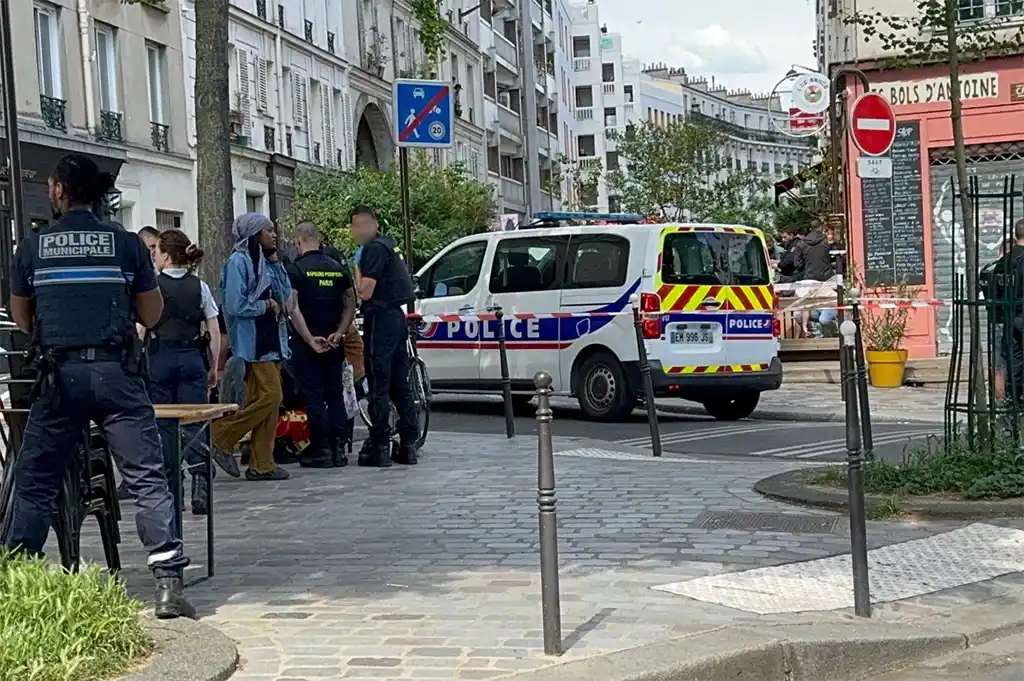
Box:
[355,312,431,450]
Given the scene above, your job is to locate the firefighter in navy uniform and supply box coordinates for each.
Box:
[348,205,418,467]
[5,154,194,619]
[285,222,357,467]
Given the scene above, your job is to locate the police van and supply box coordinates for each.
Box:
[413,212,782,421]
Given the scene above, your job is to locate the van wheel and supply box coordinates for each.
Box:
[577,353,633,421]
[702,393,760,421]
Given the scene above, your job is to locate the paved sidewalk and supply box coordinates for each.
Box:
[659,383,945,424]
[79,432,1011,680]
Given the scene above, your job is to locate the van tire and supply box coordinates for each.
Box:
[702,393,760,421]
[577,352,633,421]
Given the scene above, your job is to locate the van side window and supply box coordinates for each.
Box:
[422,242,487,298]
[489,236,567,293]
[565,235,629,289]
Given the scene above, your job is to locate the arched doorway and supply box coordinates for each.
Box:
[355,101,393,169]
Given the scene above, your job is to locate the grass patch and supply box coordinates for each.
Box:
[804,434,1024,501]
[0,551,151,681]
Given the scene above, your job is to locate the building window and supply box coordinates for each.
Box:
[601,63,614,82]
[155,210,183,231]
[95,23,118,113]
[34,4,62,98]
[264,124,275,152]
[304,19,314,42]
[623,84,633,103]
[246,194,264,214]
[277,3,285,28]
[960,0,1024,19]
[255,0,266,20]
[605,151,619,170]
[146,43,166,123]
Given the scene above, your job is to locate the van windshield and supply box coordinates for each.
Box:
[662,232,770,286]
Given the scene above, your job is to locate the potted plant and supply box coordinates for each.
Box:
[860,282,916,388]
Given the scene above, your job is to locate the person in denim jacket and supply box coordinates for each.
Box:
[210,213,326,481]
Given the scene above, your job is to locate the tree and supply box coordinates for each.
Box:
[606,120,772,225]
[546,154,603,211]
[123,0,232,287]
[285,153,496,268]
[846,0,1024,429]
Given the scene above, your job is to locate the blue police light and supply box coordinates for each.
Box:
[529,211,646,225]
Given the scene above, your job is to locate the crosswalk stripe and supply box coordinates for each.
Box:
[791,431,934,459]
[750,429,928,458]
[616,422,833,448]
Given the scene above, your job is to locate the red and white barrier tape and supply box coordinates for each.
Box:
[416,310,632,323]
[780,298,947,312]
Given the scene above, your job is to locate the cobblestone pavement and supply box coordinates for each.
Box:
[80,432,974,680]
[659,383,944,423]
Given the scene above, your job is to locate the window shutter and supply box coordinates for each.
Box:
[320,82,336,166]
[292,71,306,129]
[471,150,481,179]
[342,90,355,169]
[236,47,252,137]
[257,58,269,112]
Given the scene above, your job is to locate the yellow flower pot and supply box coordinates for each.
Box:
[865,349,908,388]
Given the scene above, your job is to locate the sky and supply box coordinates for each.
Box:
[594,0,817,95]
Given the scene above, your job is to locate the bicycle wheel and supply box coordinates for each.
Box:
[356,377,398,435]
[409,357,430,449]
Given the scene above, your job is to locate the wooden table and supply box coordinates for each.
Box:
[154,403,238,585]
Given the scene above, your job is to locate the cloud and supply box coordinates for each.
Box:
[666,25,769,75]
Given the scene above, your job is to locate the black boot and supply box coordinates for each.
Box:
[154,577,196,620]
[357,439,392,467]
[332,436,349,467]
[300,442,341,468]
[190,476,209,516]
[393,441,418,465]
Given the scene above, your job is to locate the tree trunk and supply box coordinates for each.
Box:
[946,2,989,436]
[194,0,234,292]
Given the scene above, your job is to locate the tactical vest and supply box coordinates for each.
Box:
[293,250,348,337]
[30,211,134,351]
[364,236,414,314]
[154,272,204,343]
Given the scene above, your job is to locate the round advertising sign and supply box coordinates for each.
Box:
[790,72,830,115]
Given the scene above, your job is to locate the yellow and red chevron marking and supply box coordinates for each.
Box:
[663,364,769,375]
[654,283,776,312]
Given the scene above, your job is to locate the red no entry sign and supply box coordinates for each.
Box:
[850,92,896,156]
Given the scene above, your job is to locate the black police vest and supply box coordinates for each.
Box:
[154,272,204,343]
[364,237,414,313]
[30,212,134,351]
[294,250,348,337]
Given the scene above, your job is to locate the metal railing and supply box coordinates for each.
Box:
[40,94,66,131]
[150,122,170,152]
[572,56,590,72]
[99,110,123,142]
[574,106,593,121]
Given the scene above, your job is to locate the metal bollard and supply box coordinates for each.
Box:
[848,291,875,460]
[837,284,849,404]
[534,370,563,655]
[630,295,662,457]
[494,305,515,438]
[840,320,871,618]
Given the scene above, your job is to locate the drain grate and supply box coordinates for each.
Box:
[694,511,840,534]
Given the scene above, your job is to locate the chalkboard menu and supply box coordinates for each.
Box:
[860,120,927,286]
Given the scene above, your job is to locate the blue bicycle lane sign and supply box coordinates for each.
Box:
[392,79,455,149]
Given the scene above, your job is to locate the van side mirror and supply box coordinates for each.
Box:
[413,274,424,299]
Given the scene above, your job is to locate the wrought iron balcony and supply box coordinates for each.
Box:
[336,148,344,167]
[286,132,293,156]
[304,20,313,42]
[99,110,123,142]
[327,31,335,53]
[40,94,66,131]
[150,122,170,152]
[313,141,321,164]
[255,0,266,20]
[264,125,275,152]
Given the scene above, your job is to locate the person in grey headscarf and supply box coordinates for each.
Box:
[209,213,326,481]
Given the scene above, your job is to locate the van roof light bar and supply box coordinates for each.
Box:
[525,211,647,227]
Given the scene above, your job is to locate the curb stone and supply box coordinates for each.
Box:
[654,402,943,425]
[503,622,964,681]
[118,616,238,681]
[753,469,1024,520]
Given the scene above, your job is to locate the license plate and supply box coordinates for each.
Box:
[670,325,715,345]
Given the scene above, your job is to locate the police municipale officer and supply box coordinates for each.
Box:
[6,154,194,619]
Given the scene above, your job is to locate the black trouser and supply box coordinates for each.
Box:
[291,344,347,451]
[5,359,188,578]
[362,307,418,445]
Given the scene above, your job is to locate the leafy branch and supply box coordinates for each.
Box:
[550,154,602,210]
[411,0,447,68]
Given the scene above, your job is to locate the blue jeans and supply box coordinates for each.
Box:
[148,346,209,481]
[5,360,188,577]
[811,309,837,325]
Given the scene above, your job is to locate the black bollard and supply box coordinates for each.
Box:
[534,370,563,655]
[630,295,662,457]
[494,305,515,438]
[849,293,875,460]
[840,320,871,618]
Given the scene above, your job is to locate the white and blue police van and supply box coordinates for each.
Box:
[413,212,783,421]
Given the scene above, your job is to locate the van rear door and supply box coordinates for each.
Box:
[653,227,776,373]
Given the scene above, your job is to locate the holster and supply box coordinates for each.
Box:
[124,335,150,386]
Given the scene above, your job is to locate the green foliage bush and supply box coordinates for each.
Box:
[0,553,151,681]
[284,154,496,269]
[806,434,1024,500]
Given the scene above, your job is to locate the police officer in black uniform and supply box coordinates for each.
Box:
[285,221,356,467]
[5,154,193,619]
[983,220,1024,404]
[349,205,418,467]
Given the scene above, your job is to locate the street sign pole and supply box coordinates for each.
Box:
[393,79,455,275]
[0,0,26,305]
